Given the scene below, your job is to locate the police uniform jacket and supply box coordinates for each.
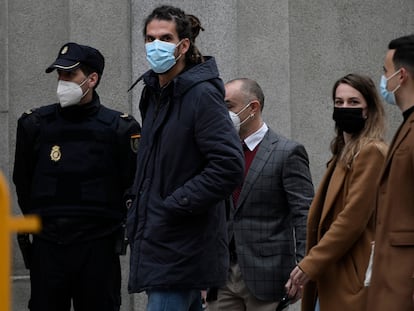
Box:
[13,92,141,243]
[127,57,244,293]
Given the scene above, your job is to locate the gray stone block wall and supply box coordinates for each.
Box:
[288,0,414,184]
[2,1,414,310]
[1,0,9,176]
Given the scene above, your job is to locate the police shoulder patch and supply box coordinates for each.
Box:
[20,109,35,120]
[120,113,135,122]
[130,133,141,153]
[22,109,33,116]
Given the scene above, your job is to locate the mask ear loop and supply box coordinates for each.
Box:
[386,68,401,81]
[175,53,183,63]
[174,39,185,63]
[387,69,402,93]
[79,76,90,99]
[240,113,254,127]
[79,76,89,87]
[176,39,184,48]
[236,102,252,116]
[390,83,401,94]
[237,102,254,127]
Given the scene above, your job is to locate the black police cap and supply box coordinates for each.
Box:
[45,42,105,74]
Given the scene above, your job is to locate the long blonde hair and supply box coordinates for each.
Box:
[330,73,386,168]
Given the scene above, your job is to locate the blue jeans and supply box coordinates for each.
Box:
[315,298,320,311]
[146,289,203,311]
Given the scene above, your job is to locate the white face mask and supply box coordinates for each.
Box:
[229,110,241,132]
[229,102,253,132]
[57,78,89,108]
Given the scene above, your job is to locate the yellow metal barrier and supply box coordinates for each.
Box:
[0,172,40,311]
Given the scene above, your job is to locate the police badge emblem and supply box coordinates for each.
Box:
[130,134,140,153]
[50,145,61,162]
[61,45,68,54]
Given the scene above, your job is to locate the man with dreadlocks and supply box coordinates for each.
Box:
[127,5,244,311]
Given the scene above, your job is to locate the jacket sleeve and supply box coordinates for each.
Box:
[164,83,244,215]
[299,142,387,279]
[117,115,141,206]
[12,111,40,214]
[282,142,314,262]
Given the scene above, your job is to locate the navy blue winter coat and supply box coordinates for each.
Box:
[127,57,244,293]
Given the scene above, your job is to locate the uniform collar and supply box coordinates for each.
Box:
[59,91,100,119]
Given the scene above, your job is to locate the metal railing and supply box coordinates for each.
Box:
[0,172,40,311]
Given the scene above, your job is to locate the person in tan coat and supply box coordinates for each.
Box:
[285,73,387,311]
[366,34,414,311]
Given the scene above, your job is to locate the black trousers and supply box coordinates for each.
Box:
[28,236,121,311]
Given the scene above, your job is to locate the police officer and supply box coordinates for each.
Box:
[13,42,141,311]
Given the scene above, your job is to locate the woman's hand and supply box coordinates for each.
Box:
[284,265,310,302]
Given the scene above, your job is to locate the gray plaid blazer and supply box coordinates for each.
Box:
[229,128,314,301]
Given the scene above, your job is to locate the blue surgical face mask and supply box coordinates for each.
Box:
[380,69,401,106]
[145,39,183,74]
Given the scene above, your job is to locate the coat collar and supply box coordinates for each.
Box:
[142,56,221,97]
[318,159,346,226]
[381,112,414,181]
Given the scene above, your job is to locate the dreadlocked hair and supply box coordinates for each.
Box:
[143,5,205,65]
[185,14,205,64]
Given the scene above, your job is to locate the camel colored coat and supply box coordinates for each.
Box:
[299,141,387,311]
[367,112,414,311]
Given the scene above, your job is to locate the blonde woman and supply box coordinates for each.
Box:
[286,73,387,311]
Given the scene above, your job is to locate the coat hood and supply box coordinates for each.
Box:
[143,56,223,97]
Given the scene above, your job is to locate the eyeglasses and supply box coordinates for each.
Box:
[275,294,290,311]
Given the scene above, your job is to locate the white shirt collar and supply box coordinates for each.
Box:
[243,123,268,151]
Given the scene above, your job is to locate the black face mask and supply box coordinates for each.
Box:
[332,107,366,134]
